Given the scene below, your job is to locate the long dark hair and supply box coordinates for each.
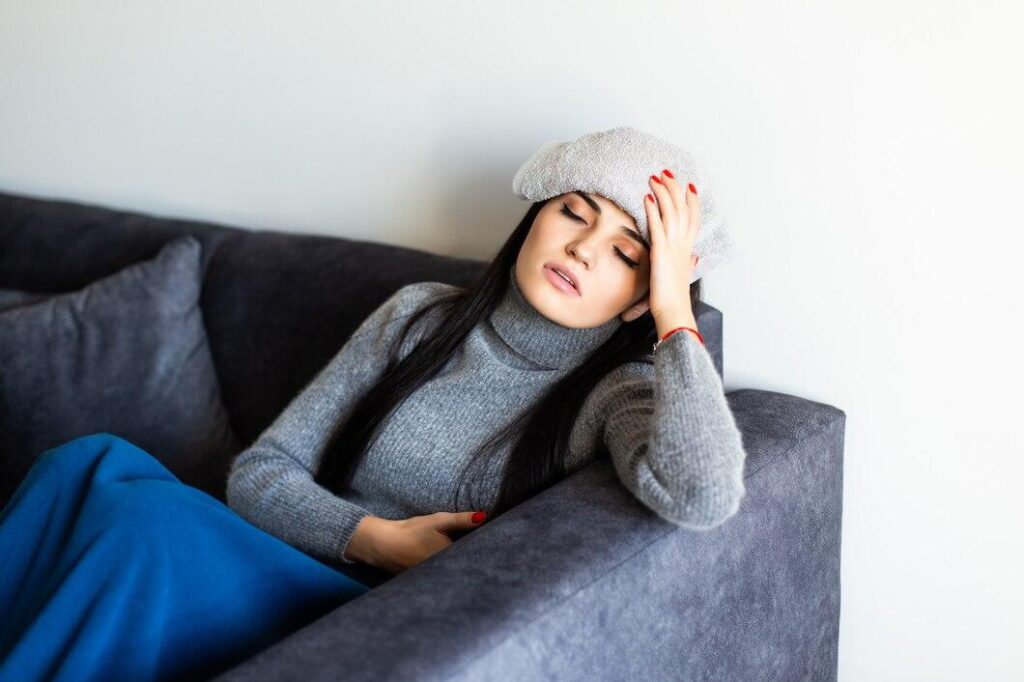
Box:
[313,199,702,519]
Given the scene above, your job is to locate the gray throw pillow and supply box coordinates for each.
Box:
[0,235,241,508]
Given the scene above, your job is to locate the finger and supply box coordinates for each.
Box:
[684,183,702,248]
[660,169,687,220]
[648,174,676,235]
[644,193,663,246]
[434,511,486,532]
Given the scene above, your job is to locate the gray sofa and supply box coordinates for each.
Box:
[0,189,845,681]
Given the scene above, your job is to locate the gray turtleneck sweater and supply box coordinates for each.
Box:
[225,269,747,566]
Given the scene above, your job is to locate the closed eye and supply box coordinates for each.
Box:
[560,203,639,270]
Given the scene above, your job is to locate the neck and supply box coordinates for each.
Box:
[487,268,622,370]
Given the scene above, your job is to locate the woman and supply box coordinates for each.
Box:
[0,125,746,680]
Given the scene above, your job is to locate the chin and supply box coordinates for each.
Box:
[522,269,577,323]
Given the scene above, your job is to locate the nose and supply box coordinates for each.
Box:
[566,245,590,270]
[567,235,599,268]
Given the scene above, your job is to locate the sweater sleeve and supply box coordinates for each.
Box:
[225,282,448,565]
[569,328,748,530]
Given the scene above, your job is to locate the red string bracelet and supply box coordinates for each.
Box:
[652,326,705,353]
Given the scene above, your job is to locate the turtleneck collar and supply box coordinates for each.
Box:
[487,267,623,370]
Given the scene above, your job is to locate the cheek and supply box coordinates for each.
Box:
[531,220,564,246]
[598,274,640,309]
[618,267,649,305]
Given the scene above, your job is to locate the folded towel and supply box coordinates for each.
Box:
[512,125,738,283]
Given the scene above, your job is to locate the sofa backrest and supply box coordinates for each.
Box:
[0,189,724,446]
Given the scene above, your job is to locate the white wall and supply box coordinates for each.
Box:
[2,1,1021,678]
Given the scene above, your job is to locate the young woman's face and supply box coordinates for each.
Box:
[514,191,652,328]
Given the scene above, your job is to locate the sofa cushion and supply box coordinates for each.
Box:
[0,288,49,310]
[0,235,241,509]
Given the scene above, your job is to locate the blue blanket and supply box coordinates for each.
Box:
[0,432,370,681]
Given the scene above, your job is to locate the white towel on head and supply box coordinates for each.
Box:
[512,125,737,283]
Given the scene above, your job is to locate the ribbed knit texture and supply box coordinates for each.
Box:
[226,268,747,565]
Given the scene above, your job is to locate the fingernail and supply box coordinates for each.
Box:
[688,183,698,195]
[650,174,662,184]
[646,193,655,203]
[663,169,674,178]
[472,511,486,524]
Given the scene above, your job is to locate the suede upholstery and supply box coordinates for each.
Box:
[0,189,844,681]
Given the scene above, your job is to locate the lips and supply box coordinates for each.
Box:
[544,262,580,293]
[543,265,579,297]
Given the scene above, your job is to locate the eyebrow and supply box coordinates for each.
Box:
[572,191,650,252]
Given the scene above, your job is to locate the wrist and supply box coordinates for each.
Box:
[344,515,390,565]
[654,310,698,340]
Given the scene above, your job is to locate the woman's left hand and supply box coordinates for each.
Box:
[644,170,701,333]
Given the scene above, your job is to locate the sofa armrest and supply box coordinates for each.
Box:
[213,389,846,682]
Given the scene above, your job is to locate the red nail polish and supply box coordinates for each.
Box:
[650,174,662,184]
[663,169,674,178]
[472,511,486,524]
[646,193,655,203]
[688,183,697,195]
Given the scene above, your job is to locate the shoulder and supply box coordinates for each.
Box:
[389,281,463,312]
[566,358,656,468]
[576,359,657,435]
[352,281,463,341]
[577,361,656,422]
[590,358,655,399]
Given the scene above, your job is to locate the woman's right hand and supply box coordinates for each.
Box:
[348,511,487,575]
